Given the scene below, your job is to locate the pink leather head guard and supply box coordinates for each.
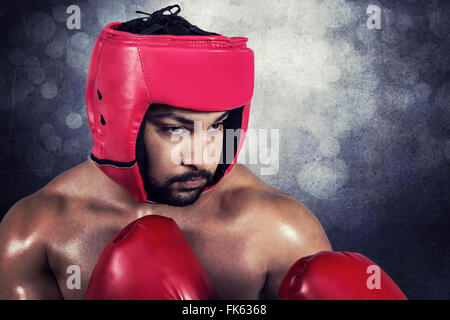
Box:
[86,14,254,203]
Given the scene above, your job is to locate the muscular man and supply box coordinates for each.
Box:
[0,109,331,299]
[0,5,405,300]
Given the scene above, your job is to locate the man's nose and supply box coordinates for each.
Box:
[182,129,206,166]
[181,126,219,167]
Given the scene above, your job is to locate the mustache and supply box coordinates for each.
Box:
[167,170,213,185]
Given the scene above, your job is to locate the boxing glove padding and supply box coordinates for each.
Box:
[278,251,407,300]
[86,215,216,300]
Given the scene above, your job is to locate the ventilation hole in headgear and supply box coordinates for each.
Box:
[100,115,106,125]
[97,89,102,101]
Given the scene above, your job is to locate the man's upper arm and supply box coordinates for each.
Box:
[0,197,62,299]
[260,193,332,299]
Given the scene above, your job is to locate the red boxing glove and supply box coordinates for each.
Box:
[86,215,216,300]
[279,251,407,300]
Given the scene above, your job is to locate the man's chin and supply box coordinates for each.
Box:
[149,187,205,207]
[167,190,204,206]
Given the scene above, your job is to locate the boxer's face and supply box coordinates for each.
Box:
[143,104,227,206]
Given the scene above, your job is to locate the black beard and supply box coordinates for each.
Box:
[146,169,214,206]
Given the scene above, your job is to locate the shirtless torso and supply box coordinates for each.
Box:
[0,160,331,299]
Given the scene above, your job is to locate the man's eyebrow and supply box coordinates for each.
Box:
[214,111,229,122]
[153,111,229,126]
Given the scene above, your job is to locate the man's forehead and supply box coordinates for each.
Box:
[148,103,227,119]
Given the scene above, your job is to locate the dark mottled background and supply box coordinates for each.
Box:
[0,0,449,299]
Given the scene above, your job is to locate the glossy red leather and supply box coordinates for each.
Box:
[85,215,217,300]
[86,22,254,202]
[279,251,407,300]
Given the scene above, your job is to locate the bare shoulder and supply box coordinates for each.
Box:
[0,164,88,299]
[218,164,284,196]
[39,160,100,198]
[220,164,313,217]
[220,164,332,255]
[0,173,75,249]
[0,160,98,246]
[0,180,65,293]
[221,165,332,299]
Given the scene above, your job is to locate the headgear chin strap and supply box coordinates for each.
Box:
[86,21,254,203]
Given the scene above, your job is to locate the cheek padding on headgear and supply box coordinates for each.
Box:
[87,22,254,203]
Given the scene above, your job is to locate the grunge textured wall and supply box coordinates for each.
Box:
[0,0,449,299]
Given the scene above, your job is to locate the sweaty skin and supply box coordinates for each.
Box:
[0,107,331,300]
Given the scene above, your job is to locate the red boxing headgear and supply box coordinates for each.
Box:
[86,22,254,203]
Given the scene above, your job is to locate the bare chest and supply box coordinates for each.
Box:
[48,212,266,300]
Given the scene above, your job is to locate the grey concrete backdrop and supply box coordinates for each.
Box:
[0,0,449,299]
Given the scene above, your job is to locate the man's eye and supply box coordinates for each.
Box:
[208,122,224,131]
[166,127,187,134]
